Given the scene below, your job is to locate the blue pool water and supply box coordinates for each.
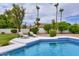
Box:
[2,38,79,56]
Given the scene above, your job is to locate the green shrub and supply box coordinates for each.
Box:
[1,32,5,34]
[58,21,70,33]
[31,27,39,34]
[69,24,79,34]
[43,24,51,33]
[49,29,56,37]
[11,29,17,33]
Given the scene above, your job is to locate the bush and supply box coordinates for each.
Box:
[69,24,79,34]
[43,24,51,33]
[49,29,57,37]
[1,32,5,34]
[58,22,70,33]
[11,29,17,33]
[31,27,39,34]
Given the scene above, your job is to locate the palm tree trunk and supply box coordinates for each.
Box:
[60,12,62,22]
[56,7,58,23]
[37,9,39,18]
[56,7,58,32]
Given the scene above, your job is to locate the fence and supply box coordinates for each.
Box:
[0,28,46,34]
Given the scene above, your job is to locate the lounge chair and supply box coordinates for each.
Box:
[18,32,28,38]
[29,31,37,37]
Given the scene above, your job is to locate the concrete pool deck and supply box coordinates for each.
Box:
[38,33,79,38]
[0,43,25,54]
[0,36,79,55]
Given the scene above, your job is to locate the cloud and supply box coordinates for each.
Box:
[0,3,79,24]
[0,3,12,14]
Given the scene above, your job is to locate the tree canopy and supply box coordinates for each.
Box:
[0,4,25,32]
[58,21,70,33]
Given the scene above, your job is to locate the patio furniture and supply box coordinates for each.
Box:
[18,32,28,38]
[29,31,37,37]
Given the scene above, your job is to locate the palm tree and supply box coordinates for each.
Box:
[54,3,59,32]
[36,5,40,27]
[54,3,59,23]
[59,8,64,22]
[36,5,40,19]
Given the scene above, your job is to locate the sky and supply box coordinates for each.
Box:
[0,3,79,25]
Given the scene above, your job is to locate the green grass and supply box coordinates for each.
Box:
[0,34,18,46]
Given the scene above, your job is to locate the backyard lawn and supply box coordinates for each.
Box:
[0,34,18,46]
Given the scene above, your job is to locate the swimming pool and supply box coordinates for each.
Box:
[1,37,79,56]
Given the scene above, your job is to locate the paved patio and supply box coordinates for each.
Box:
[38,33,79,38]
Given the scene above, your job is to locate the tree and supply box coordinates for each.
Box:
[22,22,27,29]
[69,24,79,34]
[59,8,64,22]
[11,4,25,32]
[58,21,70,33]
[36,5,40,18]
[54,3,59,32]
[36,5,40,27]
[0,18,6,28]
[4,10,15,28]
[54,3,59,23]
[43,24,51,33]
[0,14,8,28]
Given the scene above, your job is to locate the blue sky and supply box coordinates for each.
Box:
[0,3,79,25]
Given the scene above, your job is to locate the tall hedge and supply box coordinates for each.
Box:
[69,24,79,34]
[58,22,70,33]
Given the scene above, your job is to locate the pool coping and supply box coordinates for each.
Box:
[0,36,79,55]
